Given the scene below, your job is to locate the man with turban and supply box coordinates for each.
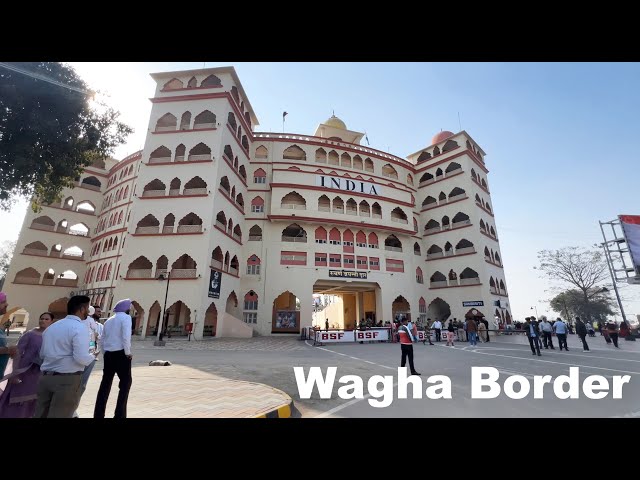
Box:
[93,299,133,418]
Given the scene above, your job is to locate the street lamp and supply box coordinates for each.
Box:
[155,270,171,346]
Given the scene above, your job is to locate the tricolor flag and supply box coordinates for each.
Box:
[619,215,640,276]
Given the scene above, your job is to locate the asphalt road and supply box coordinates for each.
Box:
[123,335,640,418]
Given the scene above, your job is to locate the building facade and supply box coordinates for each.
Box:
[3,66,512,338]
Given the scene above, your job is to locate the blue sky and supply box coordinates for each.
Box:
[2,62,638,319]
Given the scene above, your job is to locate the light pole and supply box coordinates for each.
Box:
[530,306,539,318]
[155,270,171,346]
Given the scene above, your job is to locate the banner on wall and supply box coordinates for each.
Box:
[208,270,221,299]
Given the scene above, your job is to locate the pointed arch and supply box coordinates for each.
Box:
[283,145,306,161]
[188,143,212,161]
[201,74,222,87]
[155,113,177,132]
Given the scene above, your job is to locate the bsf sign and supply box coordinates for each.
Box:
[316,331,355,343]
[356,329,390,341]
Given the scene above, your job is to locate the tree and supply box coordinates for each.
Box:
[536,247,609,322]
[549,288,616,324]
[0,62,133,211]
[0,240,16,289]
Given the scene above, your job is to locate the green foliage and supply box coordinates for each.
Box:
[549,288,616,323]
[0,62,132,211]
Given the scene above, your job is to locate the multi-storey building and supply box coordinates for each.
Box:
[3,66,512,338]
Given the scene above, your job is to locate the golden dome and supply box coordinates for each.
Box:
[324,114,347,130]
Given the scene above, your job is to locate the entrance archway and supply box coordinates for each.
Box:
[165,301,191,336]
[147,301,161,336]
[225,291,241,319]
[204,302,218,336]
[392,295,410,322]
[272,291,300,333]
[427,297,451,323]
[130,301,145,335]
[48,297,68,320]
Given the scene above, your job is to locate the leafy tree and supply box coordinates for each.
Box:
[0,62,132,211]
[537,247,609,322]
[549,288,616,324]
[0,240,16,289]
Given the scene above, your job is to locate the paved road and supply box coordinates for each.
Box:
[5,334,639,418]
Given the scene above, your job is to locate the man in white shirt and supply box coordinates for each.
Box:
[34,295,96,418]
[432,319,443,342]
[93,298,133,418]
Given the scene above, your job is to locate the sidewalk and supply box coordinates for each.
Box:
[484,332,640,352]
[77,364,294,418]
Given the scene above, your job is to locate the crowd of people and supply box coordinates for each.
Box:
[0,292,134,418]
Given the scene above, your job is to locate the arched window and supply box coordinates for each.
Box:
[283,145,306,161]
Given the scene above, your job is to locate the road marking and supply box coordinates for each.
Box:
[315,381,401,418]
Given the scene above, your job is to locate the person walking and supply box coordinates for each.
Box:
[446,319,455,346]
[553,317,569,351]
[34,296,96,418]
[575,317,590,352]
[539,317,555,349]
[72,305,101,418]
[466,317,478,346]
[422,320,434,346]
[0,292,17,378]
[398,318,420,375]
[432,319,442,342]
[524,317,542,356]
[325,318,329,332]
[0,312,54,418]
[93,299,133,418]
[606,320,620,348]
[477,320,487,343]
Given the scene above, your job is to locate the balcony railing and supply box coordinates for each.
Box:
[333,207,344,214]
[155,125,176,132]
[281,204,306,210]
[149,156,172,164]
[449,279,459,286]
[215,220,226,230]
[444,250,454,256]
[449,193,467,202]
[460,277,481,286]
[359,211,370,217]
[455,247,476,255]
[183,188,207,196]
[422,202,437,209]
[68,229,89,237]
[490,286,498,294]
[211,259,222,270]
[248,235,262,241]
[62,252,84,260]
[445,168,461,177]
[419,178,435,187]
[391,217,408,224]
[127,269,152,279]
[22,248,48,256]
[372,213,382,219]
[177,224,202,233]
[426,251,444,260]
[142,190,165,197]
[79,182,101,191]
[171,269,197,278]
[281,236,307,243]
[384,245,402,252]
[163,226,174,234]
[55,278,78,287]
[31,223,55,232]
[14,276,41,285]
[174,156,185,162]
[430,280,448,288]
[229,267,238,276]
[169,189,181,196]
[135,226,160,234]
[233,233,241,242]
[452,219,471,228]
[345,208,358,216]
[41,278,54,285]
[188,154,211,161]
[193,122,215,129]
[424,226,441,235]
[318,206,331,212]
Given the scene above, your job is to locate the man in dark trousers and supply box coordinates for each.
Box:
[94,298,133,418]
[398,318,420,376]
[35,295,96,418]
[523,317,542,356]
[575,317,590,352]
[325,318,329,332]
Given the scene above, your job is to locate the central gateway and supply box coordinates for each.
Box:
[312,279,381,330]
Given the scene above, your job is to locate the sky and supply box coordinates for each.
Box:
[2,62,639,319]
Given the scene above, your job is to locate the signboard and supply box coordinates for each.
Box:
[619,215,640,276]
[208,270,221,299]
[463,301,484,307]
[417,331,434,342]
[316,175,382,196]
[355,328,390,342]
[315,331,355,343]
[329,270,368,280]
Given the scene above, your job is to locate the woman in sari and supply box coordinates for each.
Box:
[0,312,54,418]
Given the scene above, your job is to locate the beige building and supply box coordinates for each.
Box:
[4,66,512,338]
